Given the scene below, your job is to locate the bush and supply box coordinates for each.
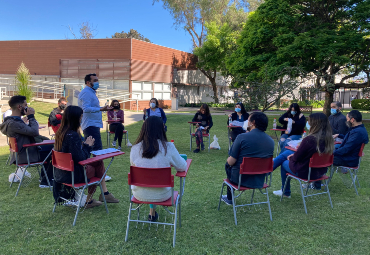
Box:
[351,99,370,110]
[287,100,324,108]
[183,102,235,108]
[16,62,33,102]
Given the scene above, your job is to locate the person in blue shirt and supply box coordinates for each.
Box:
[333,110,369,168]
[227,102,249,142]
[143,98,167,131]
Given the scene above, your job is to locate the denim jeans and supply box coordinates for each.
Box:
[279,134,302,153]
[83,126,103,151]
[273,149,294,171]
[280,160,297,196]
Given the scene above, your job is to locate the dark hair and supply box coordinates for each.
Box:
[199,104,210,116]
[110,100,120,108]
[287,103,301,117]
[348,110,362,122]
[308,113,334,154]
[9,95,26,110]
[332,101,342,108]
[84,73,96,84]
[135,116,168,158]
[55,106,83,151]
[249,112,268,131]
[58,97,67,104]
[235,102,247,115]
[150,98,159,108]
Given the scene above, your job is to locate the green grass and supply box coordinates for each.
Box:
[29,101,56,124]
[1,115,370,254]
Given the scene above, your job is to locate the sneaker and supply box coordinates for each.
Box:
[117,146,121,151]
[201,143,205,151]
[112,141,116,147]
[273,189,291,198]
[105,175,112,181]
[340,167,349,174]
[193,148,200,153]
[39,180,52,188]
[148,211,159,222]
[302,183,321,190]
[99,193,119,203]
[221,195,233,206]
[85,199,103,209]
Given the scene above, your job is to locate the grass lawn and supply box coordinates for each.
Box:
[0,114,370,254]
[29,101,56,124]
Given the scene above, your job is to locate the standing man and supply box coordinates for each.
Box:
[49,97,67,133]
[78,73,113,181]
[329,101,349,137]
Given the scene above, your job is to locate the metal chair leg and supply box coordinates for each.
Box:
[42,165,52,191]
[173,200,179,248]
[281,176,290,202]
[73,187,85,226]
[231,187,237,225]
[298,180,308,214]
[349,170,359,196]
[99,184,109,213]
[52,202,57,213]
[265,188,273,221]
[218,183,225,210]
[15,166,28,197]
[125,203,133,242]
[326,179,333,208]
[208,135,210,152]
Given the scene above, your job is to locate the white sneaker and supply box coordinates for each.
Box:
[273,189,291,198]
[105,175,112,181]
[117,146,121,151]
[112,141,116,147]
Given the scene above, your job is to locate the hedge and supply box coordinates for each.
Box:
[351,99,370,110]
[183,102,235,108]
[281,100,325,109]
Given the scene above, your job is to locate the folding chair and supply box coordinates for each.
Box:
[47,120,55,139]
[218,157,274,225]
[188,122,210,152]
[106,120,128,148]
[8,137,53,196]
[331,143,365,196]
[281,153,334,214]
[125,166,182,247]
[51,150,124,226]
[5,136,10,165]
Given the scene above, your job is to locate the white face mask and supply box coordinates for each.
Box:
[150,103,156,108]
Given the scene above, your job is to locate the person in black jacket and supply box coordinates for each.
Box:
[192,104,213,153]
[48,97,67,133]
[53,105,119,209]
[329,101,349,137]
[227,102,249,142]
[278,103,306,153]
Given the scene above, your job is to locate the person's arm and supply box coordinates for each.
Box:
[168,143,187,171]
[334,131,360,157]
[279,112,287,125]
[290,136,315,162]
[119,110,124,123]
[292,115,306,133]
[79,92,101,113]
[227,134,242,166]
[49,110,61,126]
[143,109,149,121]
[67,133,91,163]
[107,111,113,121]
[160,108,167,124]
[192,112,199,122]
[207,115,213,129]
[10,118,39,137]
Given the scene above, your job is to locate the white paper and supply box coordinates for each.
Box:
[287,139,302,149]
[230,120,243,127]
[91,148,119,156]
[286,118,293,134]
[243,120,249,131]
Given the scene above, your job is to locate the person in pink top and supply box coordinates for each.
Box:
[107,100,124,150]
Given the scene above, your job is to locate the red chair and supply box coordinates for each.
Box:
[125,166,181,247]
[106,120,128,148]
[8,137,53,196]
[281,153,334,214]
[188,122,210,152]
[331,143,365,196]
[218,157,274,225]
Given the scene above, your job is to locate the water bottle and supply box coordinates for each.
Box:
[302,131,307,139]
[105,100,109,106]
[273,118,277,129]
[171,139,175,146]
[229,116,232,125]
[113,111,117,121]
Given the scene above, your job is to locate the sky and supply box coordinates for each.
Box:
[0,0,193,52]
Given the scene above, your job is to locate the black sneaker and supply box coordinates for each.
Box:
[221,195,233,206]
[201,143,205,150]
[193,148,200,153]
[148,211,159,222]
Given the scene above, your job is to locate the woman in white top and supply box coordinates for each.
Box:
[130,116,187,221]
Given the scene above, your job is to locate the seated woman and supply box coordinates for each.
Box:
[130,116,187,222]
[272,113,334,198]
[107,100,124,150]
[191,104,213,153]
[278,103,306,152]
[53,105,119,208]
[227,102,249,142]
[143,98,167,131]
[222,112,275,205]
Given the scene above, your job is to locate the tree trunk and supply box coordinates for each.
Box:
[210,78,219,103]
[323,90,333,116]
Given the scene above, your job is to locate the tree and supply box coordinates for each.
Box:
[111,29,151,42]
[227,0,370,115]
[66,21,97,39]
[16,62,33,103]
[154,0,261,103]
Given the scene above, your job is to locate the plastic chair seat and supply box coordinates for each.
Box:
[131,191,179,206]
[191,133,209,137]
[286,173,329,182]
[63,177,101,188]
[224,179,269,190]
[109,130,127,134]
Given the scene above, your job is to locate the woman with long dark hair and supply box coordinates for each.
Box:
[54,106,119,208]
[278,103,306,152]
[227,102,249,142]
[272,113,334,198]
[130,116,187,221]
[192,104,213,153]
[108,100,124,150]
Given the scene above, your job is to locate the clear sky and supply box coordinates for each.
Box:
[0,0,193,52]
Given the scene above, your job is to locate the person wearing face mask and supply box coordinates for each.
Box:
[192,104,213,153]
[227,102,249,142]
[49,97,68,133]
[107,100,124,150]
[328,101,349,137]
[333,110,369,168]
[143,98,167,131]
[278,103,306,153]
[221,112,274,205]
[0,95,54,187]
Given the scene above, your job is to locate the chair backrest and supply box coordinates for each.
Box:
[240,157,273,175]
[309,153,334,168]
[8,137,18,153]
[128,166,174,188]
[52,150,74,172]
[48,120,51,127]
[359,143,365,157]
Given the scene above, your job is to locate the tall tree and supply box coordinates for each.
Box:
[111,29,152,42]
[154,0,260,103]
[66,21,97,39]
[227,0,370,115]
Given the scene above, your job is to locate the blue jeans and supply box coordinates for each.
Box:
[273,150,294,170]
[83,126,103,151]
[280,160,297,196]
[279,134,302,153]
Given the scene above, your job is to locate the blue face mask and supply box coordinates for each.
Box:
[306,122,310,130]
[235,108,241,113]
[92,82,99,90]
[331,109,337,115]
[291,111,296,115]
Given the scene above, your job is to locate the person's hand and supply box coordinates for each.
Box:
[25,107,35,116]
[143,108,147,113]
[21,116,28,122]
[284,118,289,121]
[196,123,200,127]
[101,105,113,111]
[84,136,95,147]
[285,131,288,134]
[292,120,295,124]
[287,154,293,161]
[204,126,209,130]
[228,114,232,118]
[333,134,339,139]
